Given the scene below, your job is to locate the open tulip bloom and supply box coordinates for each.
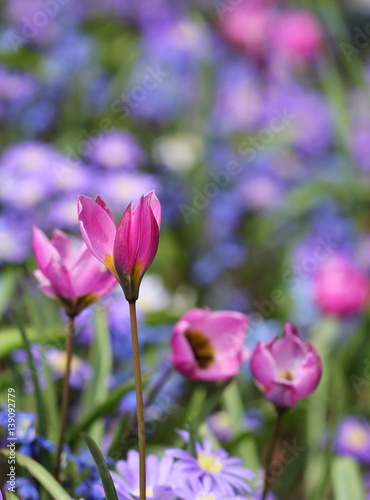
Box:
[170,308,248,381]
[250,323,322,410]
[33,227,117,317]
[77,191,161,302]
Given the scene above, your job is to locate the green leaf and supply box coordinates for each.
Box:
[0,326,65,360]
[82,307,113,443]
[67,376,141,444]
[8,492,21,500]
[331,456,365,500]
[0,451,70,500]
[80,432,119,500]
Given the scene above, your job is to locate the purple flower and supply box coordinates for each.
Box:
[0,213,32,263]
[263,84,332,155]
[86,131,145,170]
[166,440,254,495]
[97,451,178,500]
[175,476,244,499]
[0,66,38,102]
[46,347,93,389]
[336,417,370,463]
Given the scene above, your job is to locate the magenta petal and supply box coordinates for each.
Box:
[250,341,277,390]
[33,270,56,299]
[170,321,197,379]
[113,200,137,277]
[71,246,117,298]
[45,260,75,302]
[265,382,297,408]
[32,226,59,274]
[113,195,159,300]
[132,195,160,272]
[95,195,116,225]
[201,311,248,350]
[78,195,116,265]
[270,323,307,373]
[145,190,161,228]
[293,345,322,399]
[50,229,74,265]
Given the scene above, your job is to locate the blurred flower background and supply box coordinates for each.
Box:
[1,0,370,498]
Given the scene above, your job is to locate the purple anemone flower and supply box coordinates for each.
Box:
[96,450,178,500]
[336,417,370,464]
[166,439,254,495]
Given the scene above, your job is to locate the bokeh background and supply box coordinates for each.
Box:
[1,0,370,499]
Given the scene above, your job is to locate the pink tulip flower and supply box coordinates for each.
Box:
[250,323,322,409]
[78,191,161,302]
[33,227,117,317]
[271,10,323,64]
[314,256,370,316]
[219,2,275,60]
[170,308,248,381]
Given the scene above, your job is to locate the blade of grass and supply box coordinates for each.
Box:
[0,451,70,500]
[80,432,119,500]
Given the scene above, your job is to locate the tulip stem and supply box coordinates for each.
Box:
[262,408,284,500]
[129,301,146,500]
[54,316,74,480]
[124,364,174,447]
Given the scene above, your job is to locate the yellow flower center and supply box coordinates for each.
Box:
[197,451,223,473]
[279,370,293,381]
[196,494,216,500]
[350,428,368,448]
[133,487,153,498]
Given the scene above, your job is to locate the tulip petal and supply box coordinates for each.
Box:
[45,260,75,302]
[113,200,137,277]
[145,191,161,228]
[71,246,117,298]
[250,341,277,389]
[33,270,56,299]
[95,195,116,225]
[201,311,248,351]
[293,344,322,399]
[32,226,59,275]
[51,229,74,265]
[77,195,116,271]
[113,195,160,300]
[270,323,307,373]
[265,382,297,408]
[170,321,197,379]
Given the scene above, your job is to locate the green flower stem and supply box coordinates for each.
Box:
[54,316,74,480]
[129,301,146,500]
[262,408,284,500]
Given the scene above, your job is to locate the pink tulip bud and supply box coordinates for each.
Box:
[314,256,370,316]
[250,323,322,409]
[170,308,248,381]
[32,227,117,317]
[78,191,161,302]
